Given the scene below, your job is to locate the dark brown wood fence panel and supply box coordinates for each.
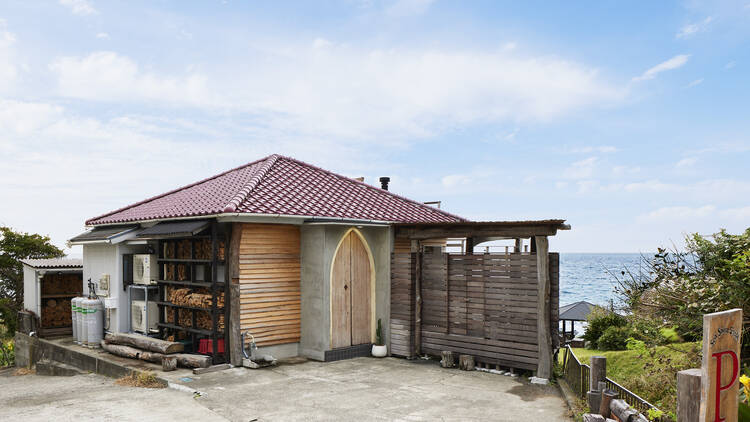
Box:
[549,253,560,349]
[390,246,415,357]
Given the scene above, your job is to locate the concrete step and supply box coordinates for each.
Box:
[36,359,86,377]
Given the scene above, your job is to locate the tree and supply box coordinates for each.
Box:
[0,227,64,337]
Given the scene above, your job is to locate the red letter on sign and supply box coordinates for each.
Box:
[712,350,739,422]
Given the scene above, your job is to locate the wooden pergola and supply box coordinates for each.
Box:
[393,219,570,380]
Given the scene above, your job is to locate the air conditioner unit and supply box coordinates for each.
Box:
[131,300,158,333]
[133,254,158,285]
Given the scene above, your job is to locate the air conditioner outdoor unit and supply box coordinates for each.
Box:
[131,300,158,333]
[133,254,158,285]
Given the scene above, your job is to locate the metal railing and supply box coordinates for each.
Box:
[562,346,665,420]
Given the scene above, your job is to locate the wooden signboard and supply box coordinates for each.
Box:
[700,308,743,422]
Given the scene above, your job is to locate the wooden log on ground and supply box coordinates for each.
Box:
[100,340,210,368]
[440,351,455,368]
[610,399,638,422]
[582,414,605,422]
[175,354,211,369]
[105,332,184,354]
[162,356,177,372]
[193,363,232,375]
[458,354,475,371]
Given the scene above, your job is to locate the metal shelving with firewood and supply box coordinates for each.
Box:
[154,222,228,363]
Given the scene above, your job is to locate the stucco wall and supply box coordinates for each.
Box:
[22,265,39,315]
[300,224,391,361]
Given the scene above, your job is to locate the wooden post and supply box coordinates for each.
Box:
[514,238,522,254]
[588,356,607,411]
[677,368,701,422]
[440,351,455,368]
[228,223,243,366]
[465,237,474,254]
[700,309,743,422]
[411,240,422,357]
[458,354,475,371]
[162,355,177,372]
[535,235,552,380]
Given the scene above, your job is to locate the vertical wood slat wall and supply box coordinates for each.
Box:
[238,223,301,347]
[390,243,560,371]
[389,237,414,357]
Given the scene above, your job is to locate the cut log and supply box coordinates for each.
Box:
[193,363,232,375]
[598,390,617,418]
[162,356,177,372]
[100,340,210,368]
[175,354,211,369]
[582,414,605,422]
[440,351,455,368]
[458,354,475,371]
[610,399,638,422]
[105,332,184,354]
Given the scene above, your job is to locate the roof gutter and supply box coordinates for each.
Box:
[87,213,398,228]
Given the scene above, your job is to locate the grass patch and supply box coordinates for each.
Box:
[561,342,701,419]
[115,371,166,389]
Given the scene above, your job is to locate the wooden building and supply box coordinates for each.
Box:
[67,154,568,377]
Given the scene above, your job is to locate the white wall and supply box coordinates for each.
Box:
[22,265,39,315]
[82,244,121,332]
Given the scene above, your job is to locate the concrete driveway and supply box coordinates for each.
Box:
[2,358,571,421]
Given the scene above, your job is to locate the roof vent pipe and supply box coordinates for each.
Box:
[379,177,390,191]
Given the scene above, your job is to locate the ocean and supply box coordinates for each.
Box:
[559,253,649,308]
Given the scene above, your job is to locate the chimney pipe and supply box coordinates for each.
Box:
[379,177,390,191]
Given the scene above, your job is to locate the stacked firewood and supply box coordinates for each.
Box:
[41,298,72,327]
[165,308,225,331]
[193,238,226,261]
[41,274,81,295]
[100,332,211,370]
[163,263,188,281]
[176,239,191,259]
[167,287,225,308]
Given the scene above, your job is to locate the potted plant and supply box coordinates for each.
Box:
[371,319,387,357]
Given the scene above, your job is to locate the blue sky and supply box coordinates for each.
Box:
[0,0,748,254]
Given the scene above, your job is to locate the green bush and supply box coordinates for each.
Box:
[0,339,14,367]
[583,307,627,348]
[597,326,631,351]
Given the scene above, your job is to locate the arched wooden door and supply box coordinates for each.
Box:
[331,230,372,348]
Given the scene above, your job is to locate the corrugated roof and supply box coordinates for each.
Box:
[69,225,139,243]
[86,154,465,225]
[21,258,83,269]
[137,220,210,238]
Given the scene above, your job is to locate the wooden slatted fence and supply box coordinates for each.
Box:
[390,241,559,372]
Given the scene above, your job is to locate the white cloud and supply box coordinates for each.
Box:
[50,45,623,140]
[96,32,109,39]
[633,54,690,82]
[563,157,597,179]
[0,19,17,92]
[569,145,618,154]
[59,0,97,16]
[386,0,435,17]
[639,205,717,222]
[676,157,697,167]
[612,165,640,176]
[676,16,713,39]
[725,61,736,69]
[50,51,216,107]
[686,78,703,87]
[441,174,471,188]
[720,206,750,220]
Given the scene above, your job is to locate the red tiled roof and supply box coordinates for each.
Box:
[86,154,466,225]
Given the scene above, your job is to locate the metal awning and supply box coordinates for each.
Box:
[559,301,598,321]
[21,258,83,269]
[69,225,139,244]
[136,220,210,238]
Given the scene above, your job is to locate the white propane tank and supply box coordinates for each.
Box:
[79,298,88,346]
[71,297,79,343]
[83,297,104,348]
[73,297,84,344]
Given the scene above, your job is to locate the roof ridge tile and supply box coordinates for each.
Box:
[223,154,279,213]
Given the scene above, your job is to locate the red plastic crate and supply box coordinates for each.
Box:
[197,338,224,355]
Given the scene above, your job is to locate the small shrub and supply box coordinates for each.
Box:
[658,327,681,343]
[597,326,631,351]
[583,307,627,348]
[0,339,14,367]
[626,337,646,353]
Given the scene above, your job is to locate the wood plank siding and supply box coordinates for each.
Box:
[390,236,414,357]
[238,224,301,347]
[390,242,560,371]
